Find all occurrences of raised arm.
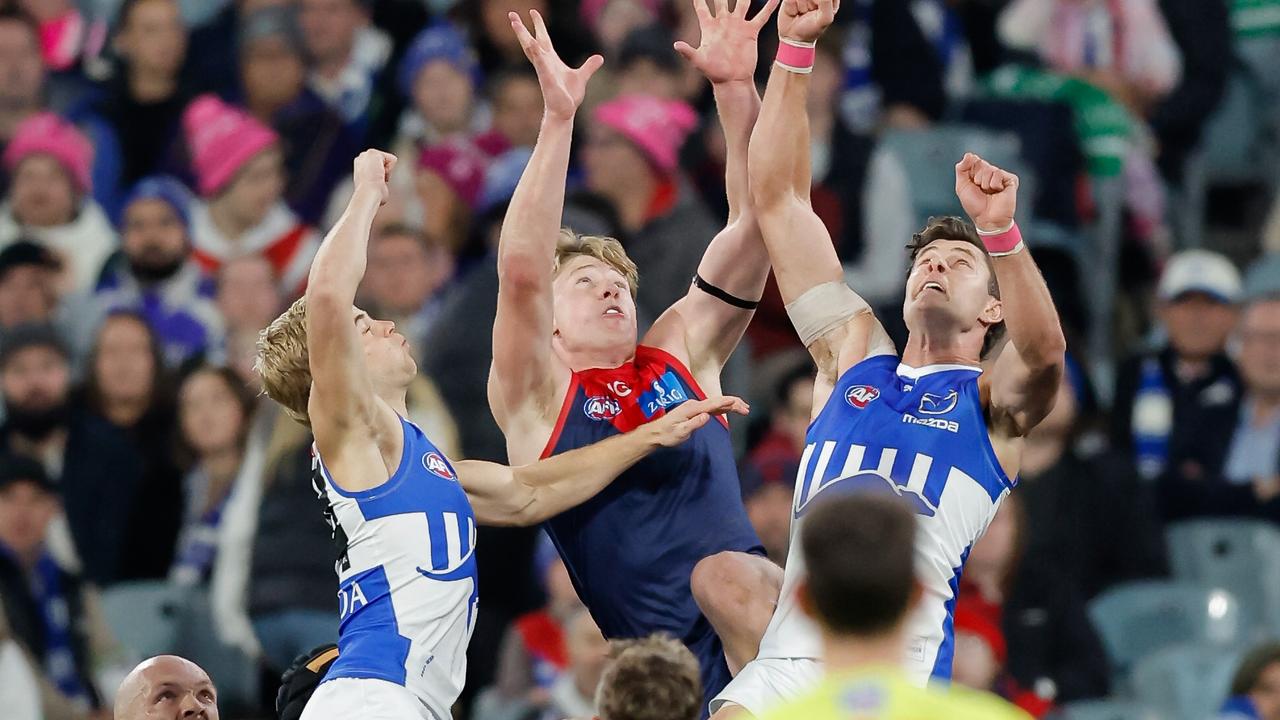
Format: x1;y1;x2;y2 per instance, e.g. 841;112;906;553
458;396;748;526
491;11;602;424
306;150;400;468
648;0;780;378
954;153;1066;436
749;0;892;408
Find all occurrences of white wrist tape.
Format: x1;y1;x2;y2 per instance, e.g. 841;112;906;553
785;281;869;347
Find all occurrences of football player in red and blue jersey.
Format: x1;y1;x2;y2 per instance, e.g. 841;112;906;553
490;2;785;710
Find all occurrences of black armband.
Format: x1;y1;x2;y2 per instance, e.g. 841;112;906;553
692;274;761;310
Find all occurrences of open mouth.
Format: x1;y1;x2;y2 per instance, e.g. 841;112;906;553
603;306;624;317
919;281;946;297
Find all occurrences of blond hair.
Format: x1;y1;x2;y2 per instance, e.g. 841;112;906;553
596;633;701;720
255;296;312;426
553;228;639;299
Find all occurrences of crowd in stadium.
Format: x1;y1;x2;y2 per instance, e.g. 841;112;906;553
0;0;1276;718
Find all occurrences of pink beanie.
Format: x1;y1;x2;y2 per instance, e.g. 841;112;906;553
419;138;489;209
2;113;93;193
592;95;698;174
182;94;279;197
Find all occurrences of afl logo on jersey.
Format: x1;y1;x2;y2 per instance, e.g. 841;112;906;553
423;452;456;480
584;396;622;421
845;385;880;409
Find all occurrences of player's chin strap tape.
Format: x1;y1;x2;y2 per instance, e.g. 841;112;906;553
785;281;869;347
693;274;761;310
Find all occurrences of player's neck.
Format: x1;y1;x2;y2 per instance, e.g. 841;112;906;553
822;627;907;672
553;340;635;373
378;389;410;419
900;330;981;369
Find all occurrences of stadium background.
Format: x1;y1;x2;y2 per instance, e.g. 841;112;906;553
0;0;1276;717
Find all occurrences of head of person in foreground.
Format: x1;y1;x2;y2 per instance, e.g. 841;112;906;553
595;632;702;720
114;655;218;720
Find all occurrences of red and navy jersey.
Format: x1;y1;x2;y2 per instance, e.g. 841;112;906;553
541;345;763;703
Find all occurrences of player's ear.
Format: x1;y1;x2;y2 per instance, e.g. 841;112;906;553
981;296;1003;326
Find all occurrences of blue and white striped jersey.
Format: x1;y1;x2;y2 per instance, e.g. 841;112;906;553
313;416;479;719
757;353;1014;683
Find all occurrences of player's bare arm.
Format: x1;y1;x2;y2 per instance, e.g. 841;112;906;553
306;150;403;491
490;10;602;440
748;0;893;416
459;396;748;526
644;0;780;390
954;154;1067;447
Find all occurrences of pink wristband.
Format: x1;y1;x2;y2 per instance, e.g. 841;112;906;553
976;221;1024;256
775;38;816;74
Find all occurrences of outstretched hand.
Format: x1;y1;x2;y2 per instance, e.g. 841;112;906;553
510;10;603;121
652;396;750;447
955;152;1018;232
674;0;781;85
778;0;839;44
353;149;396;205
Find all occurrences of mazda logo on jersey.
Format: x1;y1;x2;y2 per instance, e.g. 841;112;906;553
919;389;958;416
423;452;456;480
584;395;622;421
845;385;880;409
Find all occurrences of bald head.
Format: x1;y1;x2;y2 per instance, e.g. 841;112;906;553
115;655;218;720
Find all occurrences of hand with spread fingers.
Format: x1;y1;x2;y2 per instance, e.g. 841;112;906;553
674;0;782;85
651;396;750;447
954;152;1019;232
508;9;604;121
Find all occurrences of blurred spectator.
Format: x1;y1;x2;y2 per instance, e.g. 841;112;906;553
417;137;489;255
247;439;337;672
0;8;47;175
0;630;42;720
0;113;115;295
395;23;487;152
614;24;690;101
580;0;660;57
237;5;359;226
959;494;1111;706
462;0;554;74
595;633;702;720
90;0;190;194
583;94;715;325
539;607;609;720
1113;250;1243;481
189;0;294;97
182;94;321;297
215;254;284;385
999;0;1181;114
1019;369;1167;601
89;176;223;366
78;312;182;582
488;66;543;149
738;464;793;568
0;241;60;335
1148;0;1232;183
477;534;583;720
17;0;105;75
748;363;814;488
169;365;254;587
298;0;393;133
1220;642;1280;720
0;453;117;718
358;223;454;356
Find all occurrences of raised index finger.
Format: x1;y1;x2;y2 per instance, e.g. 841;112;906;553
508;12;536;49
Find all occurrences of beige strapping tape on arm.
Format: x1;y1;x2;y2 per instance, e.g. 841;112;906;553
784;281;870;347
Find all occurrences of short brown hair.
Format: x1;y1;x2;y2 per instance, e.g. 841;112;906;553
906;216;1005;359
255;296;311;426
597;634;701;720
801;491;917;636
554;229;639;299
1231;642;1280;696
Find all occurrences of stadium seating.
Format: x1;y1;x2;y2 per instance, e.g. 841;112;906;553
1087;581;1244;684
1049;699;1166;720
1130;642;1243;720
1167;518;1280;634
100;581;190;659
